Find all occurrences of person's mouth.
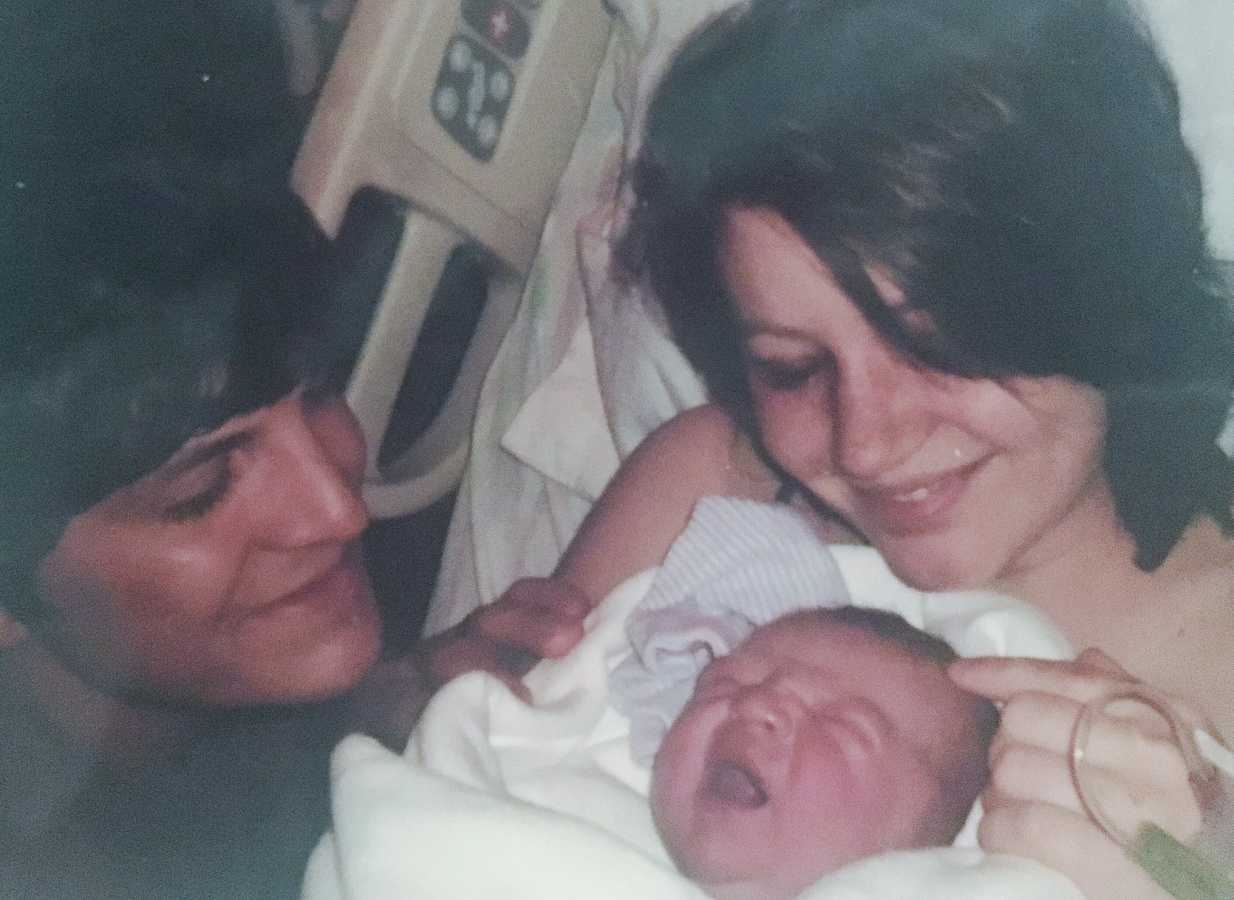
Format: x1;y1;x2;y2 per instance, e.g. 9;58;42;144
251;544;372;619
851;459;986;535
705;760;768;808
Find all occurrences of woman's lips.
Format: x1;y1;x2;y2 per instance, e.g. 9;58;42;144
706;760;768;808
250;545;373;621
852;459;986;535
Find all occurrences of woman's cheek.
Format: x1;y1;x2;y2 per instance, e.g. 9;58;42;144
754;389;833;481
89;510;250;634
137;532;241;619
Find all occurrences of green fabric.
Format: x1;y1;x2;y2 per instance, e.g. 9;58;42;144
1130;823;1234;900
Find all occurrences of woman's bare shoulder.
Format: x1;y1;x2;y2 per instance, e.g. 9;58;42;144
642;403;737;452
637;404;781;501
554;404;777;598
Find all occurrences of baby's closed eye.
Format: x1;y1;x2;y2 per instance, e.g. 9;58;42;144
810;698;886;757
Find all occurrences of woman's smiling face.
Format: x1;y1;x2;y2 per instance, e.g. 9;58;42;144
720;206;1114;591
32;389;381;706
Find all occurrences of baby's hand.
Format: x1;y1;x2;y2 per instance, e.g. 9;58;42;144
950;649;1204;900
416;577;589;701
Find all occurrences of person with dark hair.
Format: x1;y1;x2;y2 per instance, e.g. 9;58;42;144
0;163;383;896
629;0;1234;575
423;1;1234;897
0;0;413;892
650;607;998;900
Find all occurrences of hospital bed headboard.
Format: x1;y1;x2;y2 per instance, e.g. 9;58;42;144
292;0;611;517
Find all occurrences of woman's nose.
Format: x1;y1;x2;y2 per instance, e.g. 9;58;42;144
259;396;370;547
832;352;933;480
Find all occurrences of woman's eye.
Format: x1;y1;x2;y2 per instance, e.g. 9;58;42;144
150;429;255;522
747;356;828;392
162;462;233;522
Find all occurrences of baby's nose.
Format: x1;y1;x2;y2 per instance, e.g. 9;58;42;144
733;682;797;740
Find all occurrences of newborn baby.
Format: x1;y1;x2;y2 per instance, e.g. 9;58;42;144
650;606;998;900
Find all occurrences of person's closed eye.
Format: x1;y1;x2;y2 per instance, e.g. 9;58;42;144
748;355;833;392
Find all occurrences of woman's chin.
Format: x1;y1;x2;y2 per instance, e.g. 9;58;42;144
205;607;383;706
284;613;384;701
874;533;1003;593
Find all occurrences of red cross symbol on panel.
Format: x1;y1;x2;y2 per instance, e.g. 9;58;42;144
488;6;512;43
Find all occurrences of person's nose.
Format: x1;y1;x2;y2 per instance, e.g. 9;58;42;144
831;348;934;481
258;397;370;547
732;678;800;742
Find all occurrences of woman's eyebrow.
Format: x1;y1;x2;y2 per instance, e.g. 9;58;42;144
160;430;255;479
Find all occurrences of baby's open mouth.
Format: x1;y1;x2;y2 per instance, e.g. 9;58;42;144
706;760;768;808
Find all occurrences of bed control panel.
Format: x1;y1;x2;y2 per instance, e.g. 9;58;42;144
431;34;513;160
432;0;540;160
292;0;611;516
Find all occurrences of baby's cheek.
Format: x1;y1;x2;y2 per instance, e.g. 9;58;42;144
649;734;685;813
649;727;700;837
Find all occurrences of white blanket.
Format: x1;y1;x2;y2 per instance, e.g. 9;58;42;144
303;549;1085;900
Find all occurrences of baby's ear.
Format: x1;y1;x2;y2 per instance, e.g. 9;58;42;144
0;608;30;649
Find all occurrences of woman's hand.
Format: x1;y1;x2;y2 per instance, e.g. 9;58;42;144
949;648;1205;900
414;577;590;700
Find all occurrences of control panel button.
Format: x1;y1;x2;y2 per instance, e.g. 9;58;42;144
448;38;473;72
431;35;514;161
434;84;461;120
475;114;500;151
462;0;530;59
488;68;511;103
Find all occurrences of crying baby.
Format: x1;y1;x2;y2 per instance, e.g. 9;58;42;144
648;606;998;900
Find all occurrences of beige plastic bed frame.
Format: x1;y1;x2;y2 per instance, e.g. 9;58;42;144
292;0;611;517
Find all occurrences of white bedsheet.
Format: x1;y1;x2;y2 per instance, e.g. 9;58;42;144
304;548;1085;900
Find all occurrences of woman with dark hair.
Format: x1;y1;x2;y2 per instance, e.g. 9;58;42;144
424;1;1234;896
0;164;383;896
631;0;1234;575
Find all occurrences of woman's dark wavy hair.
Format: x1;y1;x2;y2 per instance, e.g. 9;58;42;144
622;0;1234;570
0;159;345;622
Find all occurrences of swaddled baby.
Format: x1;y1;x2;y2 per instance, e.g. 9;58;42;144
305;497;1081;900
649;605;998;900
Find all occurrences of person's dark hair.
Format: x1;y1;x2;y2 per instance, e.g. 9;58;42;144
801;605;961;668
0;159;345;624
623;0;1234;569
781;605;998;843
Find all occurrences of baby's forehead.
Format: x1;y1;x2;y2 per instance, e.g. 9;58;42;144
734;615;956;702
722;615;976;768
740;613;909;662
